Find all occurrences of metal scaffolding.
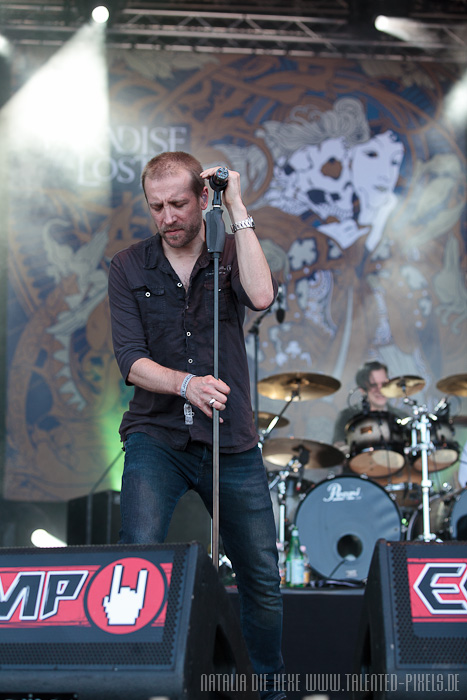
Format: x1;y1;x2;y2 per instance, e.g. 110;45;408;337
0;1;466;61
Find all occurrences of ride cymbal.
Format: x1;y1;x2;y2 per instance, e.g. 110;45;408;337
257;412;290;430
436;374;467;397
262;437;344;471
380;375;425;398
257;372;341;401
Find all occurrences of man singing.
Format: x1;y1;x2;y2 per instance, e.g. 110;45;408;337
108;151;286;699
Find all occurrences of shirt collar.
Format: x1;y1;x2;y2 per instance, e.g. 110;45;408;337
143;233;211;270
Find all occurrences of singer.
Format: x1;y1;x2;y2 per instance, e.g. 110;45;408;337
108;151;286;700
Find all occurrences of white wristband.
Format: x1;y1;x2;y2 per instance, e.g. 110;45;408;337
180;373;195;400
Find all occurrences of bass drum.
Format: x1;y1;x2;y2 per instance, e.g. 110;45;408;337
295;475;401;581
345;411;407;477
407;488;467;541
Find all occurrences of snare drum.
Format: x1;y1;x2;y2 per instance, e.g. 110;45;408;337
345;411;407;477
407;488;467;541
295;475;401;581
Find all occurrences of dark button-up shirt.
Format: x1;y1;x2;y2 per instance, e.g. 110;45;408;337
108;233;276;453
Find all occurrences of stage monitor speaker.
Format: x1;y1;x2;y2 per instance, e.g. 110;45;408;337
67;490;121;545
0;542;257;700
353;539;467;700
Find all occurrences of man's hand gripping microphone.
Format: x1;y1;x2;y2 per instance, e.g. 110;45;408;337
209;166;229;193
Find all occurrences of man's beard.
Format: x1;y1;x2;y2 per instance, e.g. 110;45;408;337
160;214;203;249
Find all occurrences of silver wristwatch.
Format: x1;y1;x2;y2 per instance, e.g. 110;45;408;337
230;215;255;234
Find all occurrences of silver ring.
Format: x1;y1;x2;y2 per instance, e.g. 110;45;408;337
209;398;216;406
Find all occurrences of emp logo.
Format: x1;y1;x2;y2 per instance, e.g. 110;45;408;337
408;560;467;622
0;558;170;634
0;570;89;621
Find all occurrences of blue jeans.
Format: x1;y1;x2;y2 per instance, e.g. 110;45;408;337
120;432;286;700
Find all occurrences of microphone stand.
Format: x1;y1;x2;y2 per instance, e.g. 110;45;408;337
205;172;228;571
248;306;272;432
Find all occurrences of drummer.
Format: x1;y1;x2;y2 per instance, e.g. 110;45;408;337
332;360;408;453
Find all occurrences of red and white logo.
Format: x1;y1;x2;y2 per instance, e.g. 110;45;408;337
86;557;169;634
0;556;172;635
408;558;467;623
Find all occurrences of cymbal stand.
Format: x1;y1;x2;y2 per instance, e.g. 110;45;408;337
261;395;295;442
408;404;437;542
260;386;303;447
248;307;272;433
271;469;289;547
268;459;302;547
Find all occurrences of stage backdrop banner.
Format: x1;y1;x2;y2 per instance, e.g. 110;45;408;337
3;46;466;501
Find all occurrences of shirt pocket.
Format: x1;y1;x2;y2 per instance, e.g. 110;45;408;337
203;276;233;321
132;285;166;327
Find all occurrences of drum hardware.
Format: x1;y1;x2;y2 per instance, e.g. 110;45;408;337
262;437;344;472
411;414;459;472
268;455;310;549
380;374;426;399
436;373;467;397
405;403;439;542
407;487;467;541
257;412;289;432
295;474;402;582
258;371;341;402
345;411;407;477
257;371;341;444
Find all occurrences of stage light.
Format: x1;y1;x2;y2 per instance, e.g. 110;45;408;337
0;34;11;59
31;528;67;548
374;15;433;44
374;15;391;33
443;69;467;131
91;5;110;24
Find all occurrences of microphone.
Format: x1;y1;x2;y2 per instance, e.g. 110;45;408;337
276;284;286;324
209;166;229;192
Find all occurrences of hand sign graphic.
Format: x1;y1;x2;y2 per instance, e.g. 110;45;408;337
103;563;148;625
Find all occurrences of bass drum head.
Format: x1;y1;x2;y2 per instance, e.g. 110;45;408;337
295;475;401;581
407;488;467;541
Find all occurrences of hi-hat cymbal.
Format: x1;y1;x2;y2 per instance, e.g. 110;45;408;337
257;372;341;401
257;412;290;430
380;375;425;398
262;437;344;471
436;374;467;397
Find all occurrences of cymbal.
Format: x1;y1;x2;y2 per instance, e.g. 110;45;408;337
257;372;341;401
436;374;467;397
380;375;425;398
262;437;344;471
257;412;290;430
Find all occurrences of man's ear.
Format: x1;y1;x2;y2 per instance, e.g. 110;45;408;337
201;187;209;209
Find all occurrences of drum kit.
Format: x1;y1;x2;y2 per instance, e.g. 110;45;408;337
258;371;467;582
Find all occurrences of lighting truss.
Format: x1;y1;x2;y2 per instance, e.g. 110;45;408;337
0;1;466;62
